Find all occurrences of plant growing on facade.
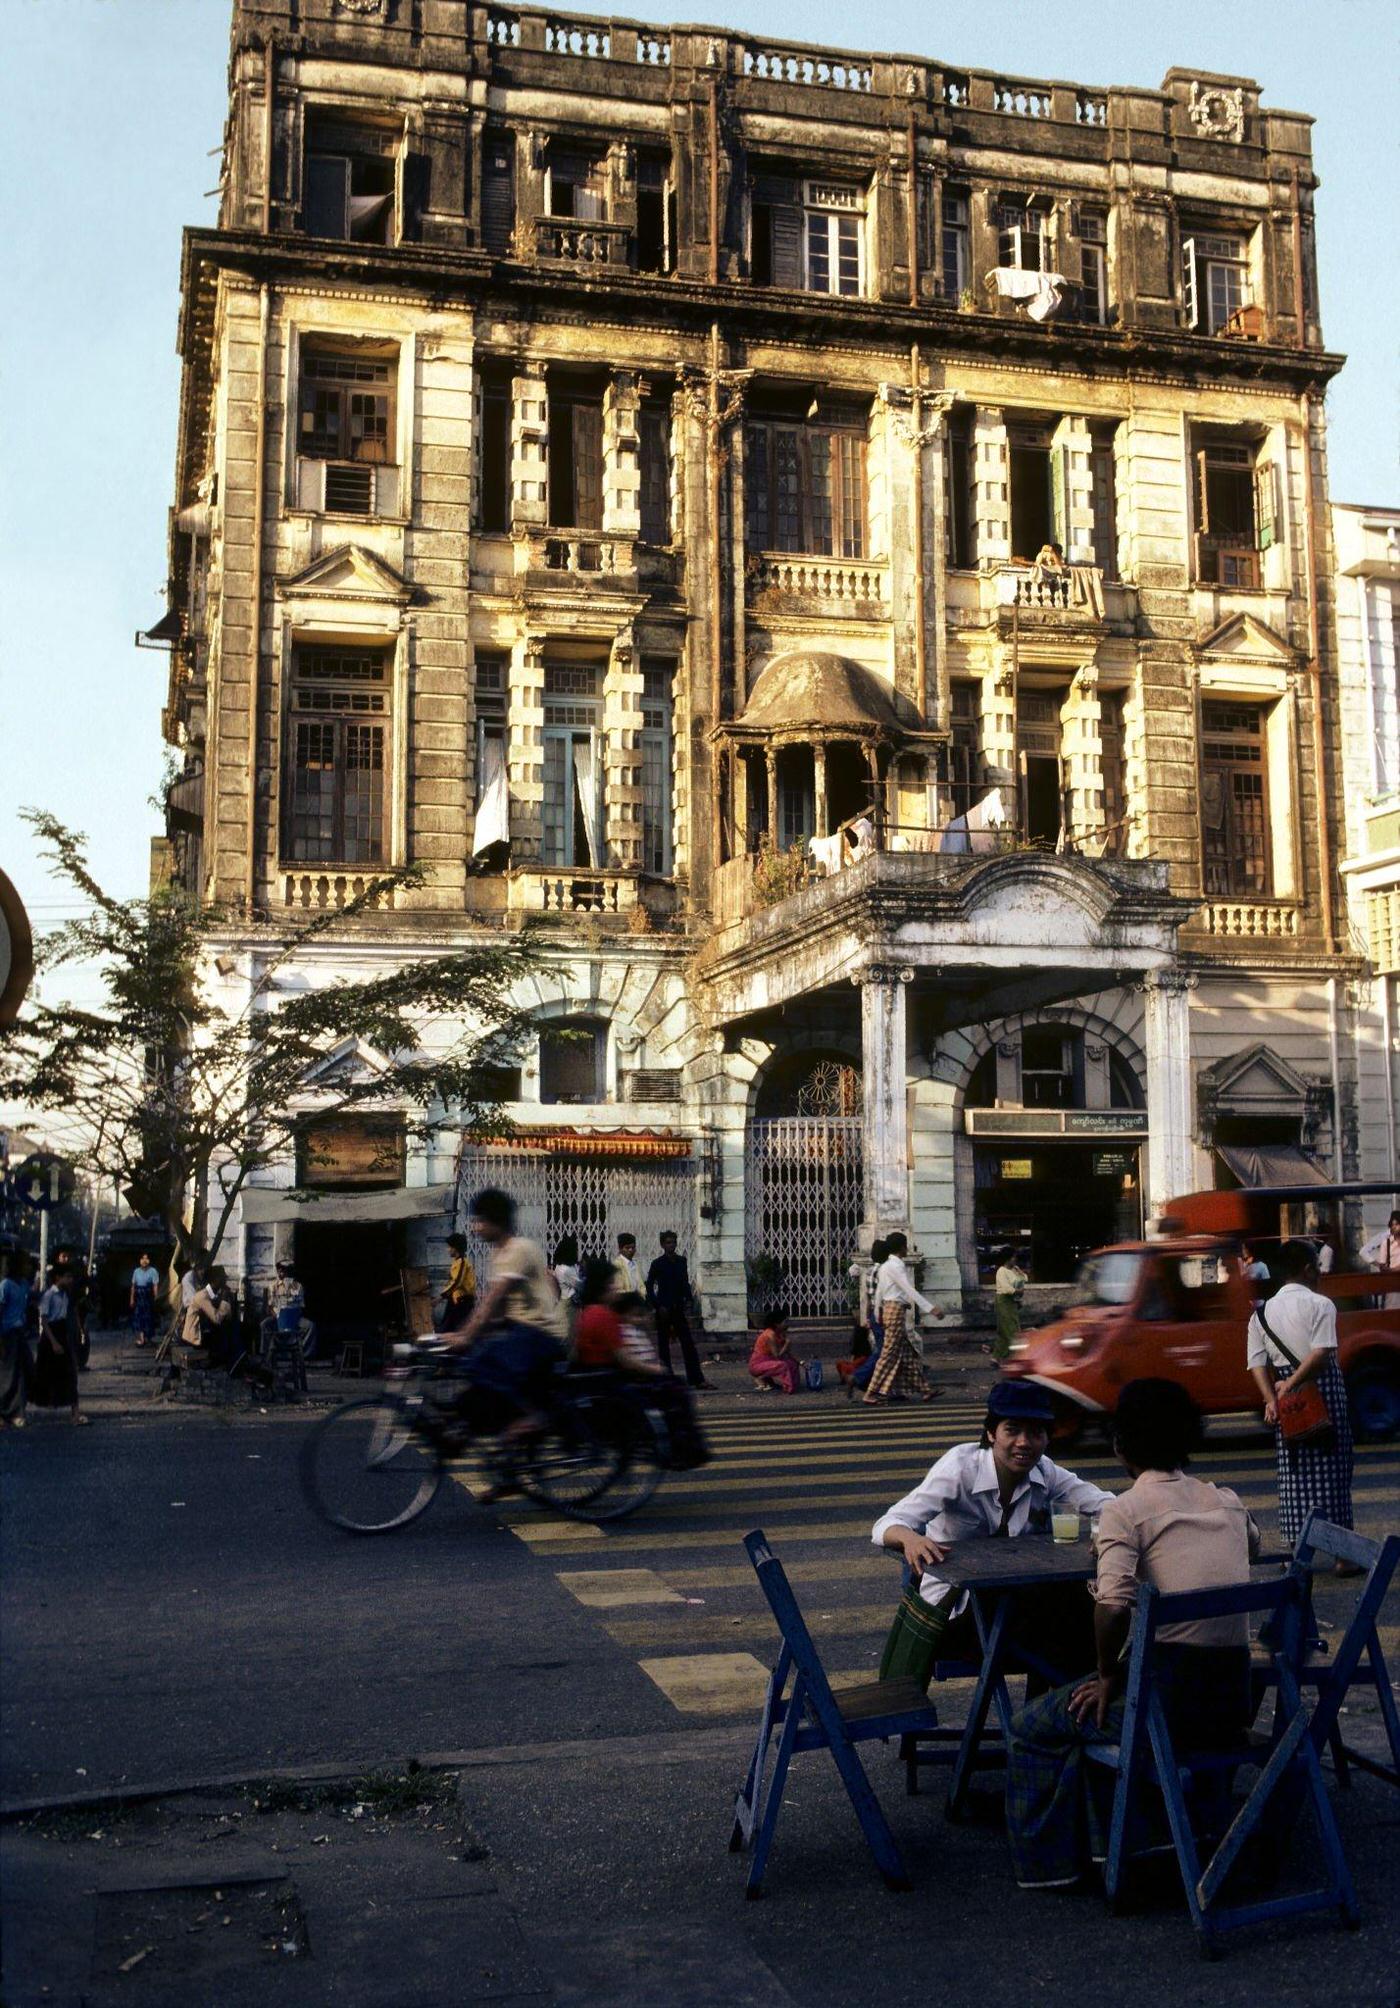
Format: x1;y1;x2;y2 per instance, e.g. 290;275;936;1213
0;812;540;1291
744;1251;785;1320
751;832;809;909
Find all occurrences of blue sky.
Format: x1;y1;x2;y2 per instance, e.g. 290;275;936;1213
2;0;1395;953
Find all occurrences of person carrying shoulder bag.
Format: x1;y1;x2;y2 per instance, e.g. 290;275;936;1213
1246;1239;1356;1569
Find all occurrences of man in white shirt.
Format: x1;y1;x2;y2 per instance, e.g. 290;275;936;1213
613;1233;643;1299
864;1232;943;1403
1246;1238;1356;1552
873;1379;1113;1683
1359;1209;1400;1310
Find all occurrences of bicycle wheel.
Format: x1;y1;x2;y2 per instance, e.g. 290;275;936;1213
299;1397;443;1533
517;1401;626;1519
580;1398;666;1522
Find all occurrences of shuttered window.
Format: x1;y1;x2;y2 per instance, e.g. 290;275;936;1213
548;396;604;529
639;405;672;544
745;419;866;558
303;115;399;243
284;648;390;864
481;131;515;253
1200;700;1271;897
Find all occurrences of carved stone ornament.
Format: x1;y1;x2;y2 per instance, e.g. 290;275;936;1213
1187;83;1245;143
334;0;387;13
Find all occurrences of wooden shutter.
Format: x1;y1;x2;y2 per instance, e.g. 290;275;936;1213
481;135;514;253
305;155;349;237
1051;446;1069;549
572;402;603;530
1255;461;1280;551
1181;237;1199;328
771;201;802;287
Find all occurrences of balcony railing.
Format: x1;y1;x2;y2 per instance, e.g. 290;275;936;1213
747;553;888;606
1197;900;1299;940
508;867;639;915
533;217;631;266
995;563;1106;619
279;871;396;913
524;529;630;576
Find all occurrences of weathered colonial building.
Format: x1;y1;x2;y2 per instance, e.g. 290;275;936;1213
157;0;1367;1333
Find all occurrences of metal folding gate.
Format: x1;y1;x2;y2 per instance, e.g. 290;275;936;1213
744;1117;864;1319
455;1145;697;1281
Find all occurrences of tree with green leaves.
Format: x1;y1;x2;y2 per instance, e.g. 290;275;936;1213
1;812;539;1292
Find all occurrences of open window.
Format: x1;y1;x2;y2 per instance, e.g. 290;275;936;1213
745;402;867;558
295;343;399;518
1017;688;1067;847
639;397;673;545
1193;434;1280;589
541;660;604;867
1074;207;1109;324
640;657;675;875
303;114;399;244
941;187;970;302
283;645;391;865
546;145;607;220
480;130;515;254
1181;227;1254;335
636;152;675;274
750;172;866;296
1006;422;1066;562
943;405;975;568
947;681;984;819
997;198;1050;273
539;1019;606;1105
471;650;509;867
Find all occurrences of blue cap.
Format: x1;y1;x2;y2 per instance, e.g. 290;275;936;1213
986;1379;1056;1425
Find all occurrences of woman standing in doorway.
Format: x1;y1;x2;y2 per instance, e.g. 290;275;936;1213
1247;1239;1355;1566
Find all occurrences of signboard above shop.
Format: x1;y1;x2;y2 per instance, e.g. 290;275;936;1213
965;1109;1149;1138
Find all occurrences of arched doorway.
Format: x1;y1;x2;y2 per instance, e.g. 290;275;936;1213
745;1053;863;1319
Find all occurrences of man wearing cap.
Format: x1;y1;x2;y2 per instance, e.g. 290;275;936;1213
873;1380;1115;1689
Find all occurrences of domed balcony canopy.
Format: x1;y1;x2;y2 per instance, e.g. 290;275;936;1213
723;652;930;747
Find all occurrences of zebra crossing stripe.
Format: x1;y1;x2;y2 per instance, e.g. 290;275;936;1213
638;1652;876;1716
557;1568;685;1607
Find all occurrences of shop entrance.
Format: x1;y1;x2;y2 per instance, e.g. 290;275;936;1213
294;1220;405;1350
972;1141;1142;1284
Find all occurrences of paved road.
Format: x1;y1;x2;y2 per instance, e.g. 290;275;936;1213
3;1364;1398;2006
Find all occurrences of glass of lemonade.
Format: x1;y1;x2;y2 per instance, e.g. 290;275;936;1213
1051;1509;1080;1544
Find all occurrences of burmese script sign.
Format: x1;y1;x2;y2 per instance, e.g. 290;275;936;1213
965;1110;1149;1138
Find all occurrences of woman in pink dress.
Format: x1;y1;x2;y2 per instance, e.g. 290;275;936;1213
749;1307;800;1394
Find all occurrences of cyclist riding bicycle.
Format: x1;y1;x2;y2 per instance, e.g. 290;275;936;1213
571;1258;664;1379
442;1188;567;1496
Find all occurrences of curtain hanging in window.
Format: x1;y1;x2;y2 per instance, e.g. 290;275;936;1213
572;737;601;866
472;735;509;855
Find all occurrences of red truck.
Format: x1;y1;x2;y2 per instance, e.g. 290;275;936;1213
1001;1184;1400;1446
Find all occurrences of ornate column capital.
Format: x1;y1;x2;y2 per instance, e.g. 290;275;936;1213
852;964;916;988
1139;968;1197;998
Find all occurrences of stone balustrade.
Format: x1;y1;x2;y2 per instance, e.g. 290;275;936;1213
994;79;1052;117
740;42;872;91
533;218;630;266
995;563;1106;619
1198;901;1300;940
748;554;888;606
279;872;395;912
527;530;627;576
509;868;637;914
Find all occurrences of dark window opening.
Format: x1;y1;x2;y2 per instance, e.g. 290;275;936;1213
548;148;606;221
548;394;604;530
1194;439;1273;588
540;1020;605;1104
948;682;983;819
1090;424;1120;579
1018;689;1065;846
1021;1026;1073;1108
639;403;672;544
750;173;802;287
636;154;673;274
1009;440;1054;561
478;368;512;532
641;656;675;875
481;131;515;254
944;408;974;567
298;349;394;464
1100;688;1128;852
941;187;970;302
304;117;398;243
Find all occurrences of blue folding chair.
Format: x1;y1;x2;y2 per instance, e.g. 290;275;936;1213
730;1530;940;1898
1085;1573;1358;1955
1282;1513;1400;1791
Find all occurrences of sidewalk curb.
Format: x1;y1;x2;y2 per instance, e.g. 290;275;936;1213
0;1724;750;1824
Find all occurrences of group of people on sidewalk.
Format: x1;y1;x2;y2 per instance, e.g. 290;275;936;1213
0;1249;89;1426
748;1233;945;1402
867;1231;1363;1891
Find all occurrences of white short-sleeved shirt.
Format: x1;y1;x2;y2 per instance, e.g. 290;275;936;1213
1245;1279;1338;1373
874;1254;935;1318
872;1443;1116;1613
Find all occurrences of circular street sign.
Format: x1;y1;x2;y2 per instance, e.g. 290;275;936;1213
10;1154;74;1213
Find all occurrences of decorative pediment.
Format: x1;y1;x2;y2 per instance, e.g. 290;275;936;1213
1198;1041;1311;1110
1196;612;1298;666
300;1035;394;1091
276;545;413;606
956;854;1113;945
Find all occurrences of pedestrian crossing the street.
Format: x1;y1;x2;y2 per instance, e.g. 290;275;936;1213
454;1400;1399;1721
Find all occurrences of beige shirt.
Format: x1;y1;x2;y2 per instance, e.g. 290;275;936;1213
182;1286;232;1348
1093;1470;1260;1649
995;1263;1026;1299
488;1236;567;1340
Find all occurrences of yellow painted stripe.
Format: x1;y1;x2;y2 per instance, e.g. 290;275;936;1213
606;1604;891;1650
637;1652;876;1716
666;1556;900;1591
556;1567;684;1608
509;1517;607;1543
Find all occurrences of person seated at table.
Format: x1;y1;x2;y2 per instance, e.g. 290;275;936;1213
1003;1377;1260;1891
872;1380;1114;1691
749;1308;801;1394
571;1260;661;1378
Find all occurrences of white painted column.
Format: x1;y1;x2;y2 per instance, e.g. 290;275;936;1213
856;965;913;1236
1141;970;1197;1216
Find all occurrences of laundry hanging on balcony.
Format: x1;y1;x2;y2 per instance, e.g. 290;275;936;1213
572;737;602;866
472;736;509;855
989;266;1071;322
940;786;1009;855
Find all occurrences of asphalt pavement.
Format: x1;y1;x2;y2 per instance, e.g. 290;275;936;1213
2;1330;1397;2007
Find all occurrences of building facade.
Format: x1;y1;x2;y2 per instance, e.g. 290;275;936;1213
1336;503;1400;1213
157;0;1368;1333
